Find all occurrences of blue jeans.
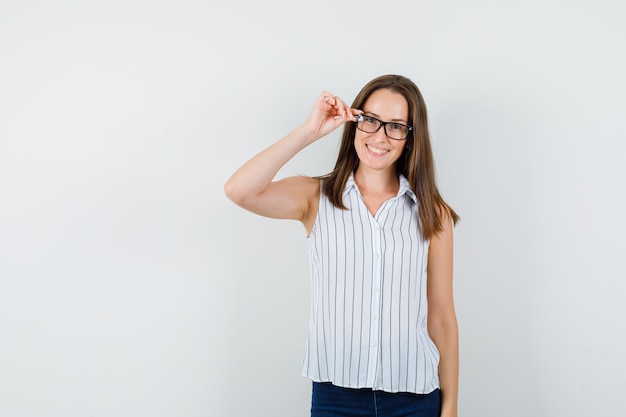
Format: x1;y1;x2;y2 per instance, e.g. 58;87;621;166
311;382;441;417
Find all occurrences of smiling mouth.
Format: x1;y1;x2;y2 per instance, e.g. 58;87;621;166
367;144;389;155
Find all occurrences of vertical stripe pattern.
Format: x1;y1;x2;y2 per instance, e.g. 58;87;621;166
302;174;440;394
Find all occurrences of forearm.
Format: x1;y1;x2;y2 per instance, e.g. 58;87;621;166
224;125;316;203
431;321;459;417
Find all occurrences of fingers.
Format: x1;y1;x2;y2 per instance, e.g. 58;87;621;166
320;91;356;121
350;108;363;117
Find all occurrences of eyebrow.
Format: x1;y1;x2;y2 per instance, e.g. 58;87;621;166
363;111;408;124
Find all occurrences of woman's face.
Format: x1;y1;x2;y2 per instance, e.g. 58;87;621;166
354;88;410;174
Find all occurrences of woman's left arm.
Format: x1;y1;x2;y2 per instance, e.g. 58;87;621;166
427;210;459;417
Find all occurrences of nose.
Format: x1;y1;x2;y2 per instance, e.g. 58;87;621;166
371;125;390;141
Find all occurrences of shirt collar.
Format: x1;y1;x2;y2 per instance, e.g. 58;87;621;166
398;174;418;203
344;172;417;203
344;173;358;196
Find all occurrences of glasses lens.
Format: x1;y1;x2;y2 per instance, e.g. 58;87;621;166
385;123;409;140
357;116;381;133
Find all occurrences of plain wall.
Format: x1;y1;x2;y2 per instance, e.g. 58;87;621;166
1;1;625;416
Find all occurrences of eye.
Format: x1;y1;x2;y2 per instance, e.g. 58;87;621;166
363;116;378;124
389;123;404;131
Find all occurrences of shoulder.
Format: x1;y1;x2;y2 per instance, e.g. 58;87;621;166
279;175;320;194
436;204;454;228
275;175;320;219
271;175;319;194
428;204;454;268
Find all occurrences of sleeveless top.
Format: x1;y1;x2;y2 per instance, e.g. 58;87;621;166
301;173;440;394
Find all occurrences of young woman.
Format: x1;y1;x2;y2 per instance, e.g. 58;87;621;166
225;74;459;417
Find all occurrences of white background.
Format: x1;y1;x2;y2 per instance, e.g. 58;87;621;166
1;1;625;416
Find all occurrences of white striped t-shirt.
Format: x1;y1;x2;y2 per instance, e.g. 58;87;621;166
302;173;440;394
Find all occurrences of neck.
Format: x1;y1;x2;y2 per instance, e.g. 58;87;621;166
353;167;399;195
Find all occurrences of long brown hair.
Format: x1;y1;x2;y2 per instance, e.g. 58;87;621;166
320;74;459;239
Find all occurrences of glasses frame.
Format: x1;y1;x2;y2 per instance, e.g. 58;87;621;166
355;114;413;141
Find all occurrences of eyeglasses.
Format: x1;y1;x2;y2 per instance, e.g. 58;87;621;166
355;114;413;140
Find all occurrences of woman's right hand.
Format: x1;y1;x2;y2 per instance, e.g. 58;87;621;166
303;91;359;140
